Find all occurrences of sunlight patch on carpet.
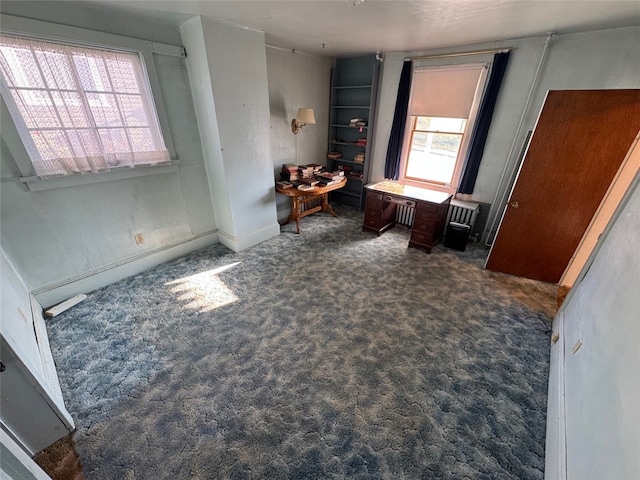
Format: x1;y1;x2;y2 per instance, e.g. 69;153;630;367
166;262;240;312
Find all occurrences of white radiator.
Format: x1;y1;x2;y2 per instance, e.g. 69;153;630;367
446;199;480;230
395;204;415;226
395;199;480;230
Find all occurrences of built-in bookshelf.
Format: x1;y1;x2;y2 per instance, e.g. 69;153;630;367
328;55;380;210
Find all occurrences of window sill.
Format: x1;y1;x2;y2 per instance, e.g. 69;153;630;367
399;177;456;196
20;162;180;192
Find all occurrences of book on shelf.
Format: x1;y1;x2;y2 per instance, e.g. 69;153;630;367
327;151;343;160
353;152;365;163
357;138;367;146
317;171;344;181
317;171;345;186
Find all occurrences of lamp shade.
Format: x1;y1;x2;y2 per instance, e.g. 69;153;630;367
295;108;316;125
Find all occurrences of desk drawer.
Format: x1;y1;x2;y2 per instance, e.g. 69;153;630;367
364;204;397;225
410;230;433;246
365;207;382;222
363;194;397;235
414;211;437;226
415;202;438;222
415;202;436;216
364;216;382;229
416;201;438;214
366;192;384;209
412;220;436;232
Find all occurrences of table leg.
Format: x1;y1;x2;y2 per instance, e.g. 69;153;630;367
321;193;338;217
292;196;301;234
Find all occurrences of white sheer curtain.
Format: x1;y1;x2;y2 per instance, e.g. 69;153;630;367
0;35;170;178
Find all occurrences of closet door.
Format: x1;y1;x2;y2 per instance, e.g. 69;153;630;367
1;250;74;454
486;89;640;283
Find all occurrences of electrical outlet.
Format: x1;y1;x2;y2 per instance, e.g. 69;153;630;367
134;233;144;245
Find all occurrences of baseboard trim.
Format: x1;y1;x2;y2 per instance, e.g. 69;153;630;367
33;231;219;308
217;222;280;252
545;309;567;480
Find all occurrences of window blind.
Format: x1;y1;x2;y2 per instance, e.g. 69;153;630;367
408;65;485;118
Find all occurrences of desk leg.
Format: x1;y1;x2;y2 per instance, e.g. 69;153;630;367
321;193;338;217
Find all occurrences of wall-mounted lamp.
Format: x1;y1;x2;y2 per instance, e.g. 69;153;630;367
291;108;316;134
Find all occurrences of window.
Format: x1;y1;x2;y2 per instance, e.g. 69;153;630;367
0;35;170;179
405;116;467;185
400;64;487;193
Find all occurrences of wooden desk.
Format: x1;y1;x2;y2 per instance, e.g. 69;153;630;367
363;181;452;253
276;177;347;233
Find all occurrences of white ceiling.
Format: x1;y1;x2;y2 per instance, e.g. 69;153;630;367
74;0;640;56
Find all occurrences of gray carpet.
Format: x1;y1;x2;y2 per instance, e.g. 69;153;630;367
46;204;556;479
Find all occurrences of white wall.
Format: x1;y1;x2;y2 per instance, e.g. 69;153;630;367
0;0;183;45
545;169;640;479
181;16;280;252
370;26;640;241
266;47;333;220
0;3;216;306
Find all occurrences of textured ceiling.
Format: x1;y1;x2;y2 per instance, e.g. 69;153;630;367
38;1;640;56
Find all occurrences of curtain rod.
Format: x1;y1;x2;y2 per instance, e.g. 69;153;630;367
404;47;513;61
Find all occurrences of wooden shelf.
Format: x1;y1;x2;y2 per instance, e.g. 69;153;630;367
327;55;380;210
333;84;372;90
331;105;370;109
330;124;368;129
333;189;360;198
332;159;365;167
329;141;367;147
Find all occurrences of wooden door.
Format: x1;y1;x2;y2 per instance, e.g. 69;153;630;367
486;89;640;283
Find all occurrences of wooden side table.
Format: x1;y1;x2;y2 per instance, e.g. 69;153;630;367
275;177;347;233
